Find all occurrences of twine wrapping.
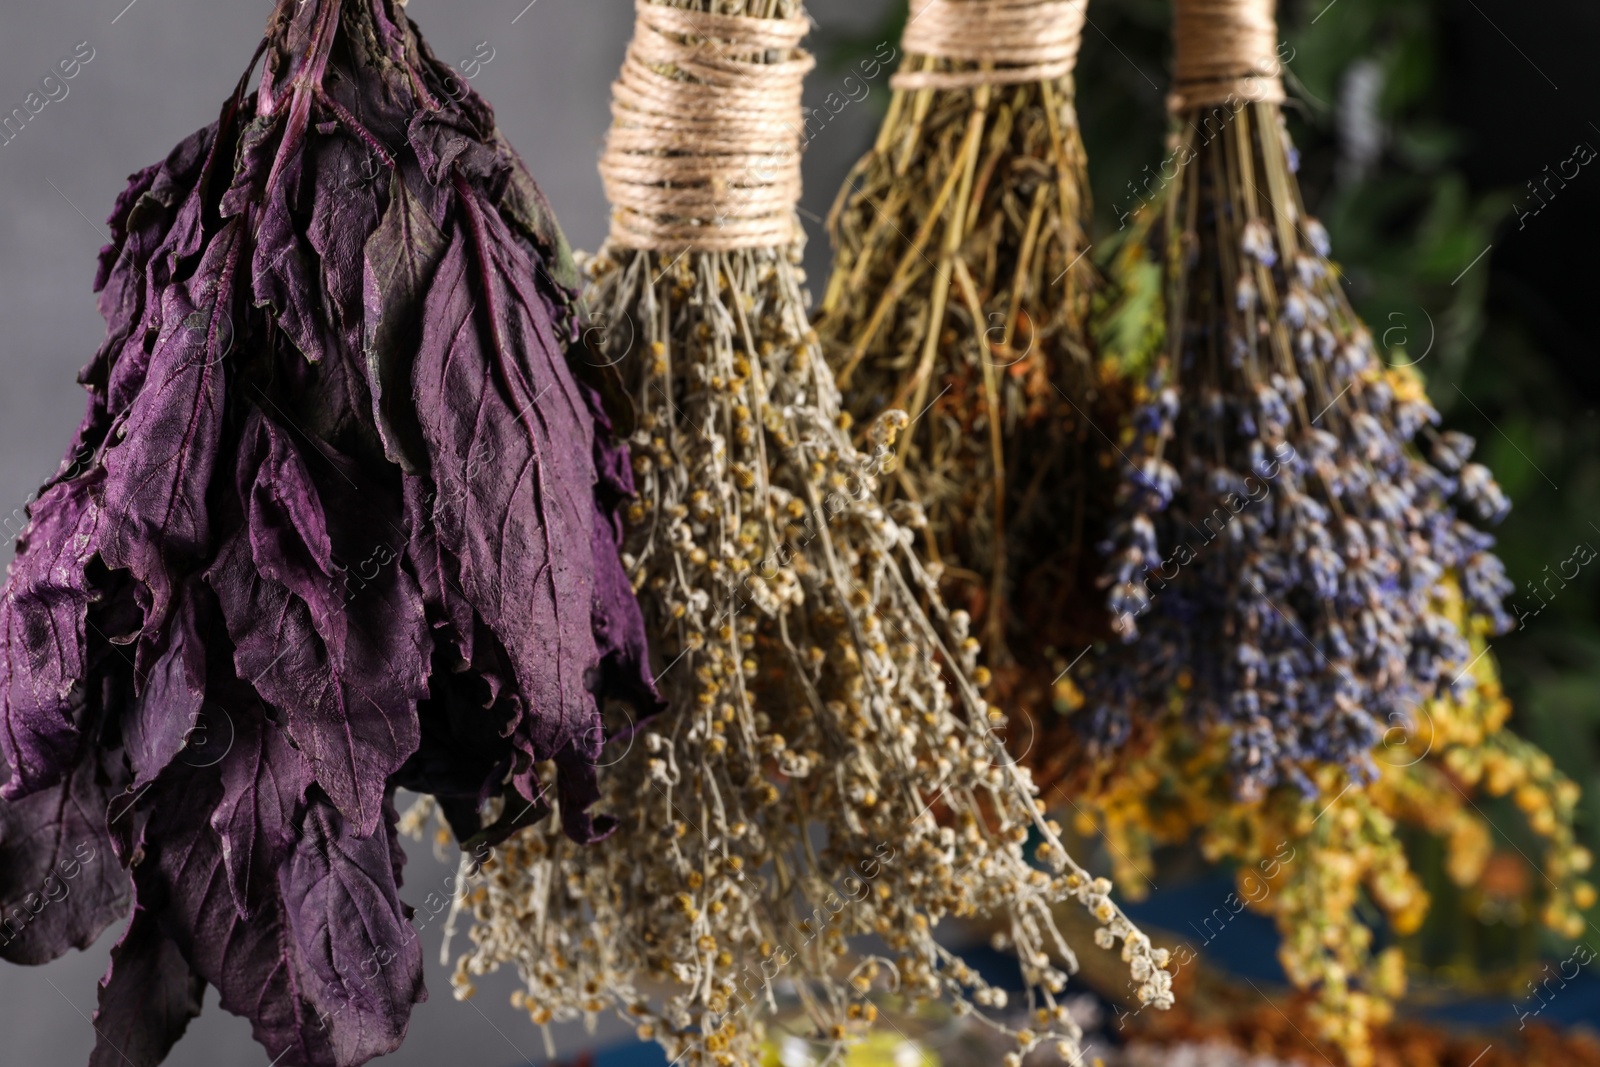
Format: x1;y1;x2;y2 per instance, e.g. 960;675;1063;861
1168;0;1285;111
600;0;815;253
891;0;1086;90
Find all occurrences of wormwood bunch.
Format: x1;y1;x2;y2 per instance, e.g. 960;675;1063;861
458;3;1171;1059
459;239;1172;1066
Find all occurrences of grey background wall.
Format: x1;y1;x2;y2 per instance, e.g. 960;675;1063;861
0;0;888;1063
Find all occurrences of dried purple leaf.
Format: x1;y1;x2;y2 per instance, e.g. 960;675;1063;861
0;1;659;1064
89;907;204;1067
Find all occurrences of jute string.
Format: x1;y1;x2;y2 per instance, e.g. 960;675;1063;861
891;0;1086;91
600;0;815;252
1168;0;1285;111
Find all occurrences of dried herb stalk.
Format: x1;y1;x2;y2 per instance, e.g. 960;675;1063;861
817;0;1118;698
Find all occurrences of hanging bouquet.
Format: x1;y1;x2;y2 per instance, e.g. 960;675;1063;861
817;0;1120;696
457;3;1170;1065
0;1;655;1064
1086;0;1513;796
1042;1;1586;1059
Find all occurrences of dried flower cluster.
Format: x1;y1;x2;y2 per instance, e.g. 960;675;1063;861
454;3;1170;1059
816;40;1120;690
1090;101;1514;799
0;1;654;1063
1025;125;1579;1055
458;237;1174;1067
1069;574;1586;1064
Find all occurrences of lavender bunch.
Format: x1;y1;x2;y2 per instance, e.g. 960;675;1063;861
1086;5;1513;801
0;1;656;1063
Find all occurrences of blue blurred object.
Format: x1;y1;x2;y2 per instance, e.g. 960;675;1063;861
1119;871;1600;1029
590;1044;668;1067
1118;872;1289;986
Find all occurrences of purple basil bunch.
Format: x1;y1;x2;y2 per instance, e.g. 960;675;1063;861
0;1;657;1064
1085;107;1513;802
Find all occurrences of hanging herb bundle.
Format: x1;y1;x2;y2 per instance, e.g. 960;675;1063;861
0;1;656;1064
815;0;1119;692
973;175;1590;1064
458;3;1170;1064
1084;0;1515;800
1011;5;1586;1060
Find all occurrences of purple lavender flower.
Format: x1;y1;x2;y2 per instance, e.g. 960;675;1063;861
1084;106;1511;800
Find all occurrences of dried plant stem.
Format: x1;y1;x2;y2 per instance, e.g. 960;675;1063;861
818;60;1115;698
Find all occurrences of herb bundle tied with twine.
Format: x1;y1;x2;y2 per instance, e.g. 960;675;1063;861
1090;0;1514;804
1053;1;1587;1062
455;3;1172;1065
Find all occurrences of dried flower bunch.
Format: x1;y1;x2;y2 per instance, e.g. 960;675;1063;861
1031;116;1585;1067
457;2;1170;1064
0;0;654;1063
816;0;1120;691
1087;0;1513;800
999;3;1583;1058
1077;614;1585;1063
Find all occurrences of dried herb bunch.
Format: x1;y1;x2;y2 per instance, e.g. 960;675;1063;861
1003;3;1578;1057
1027;22;1585;1053
0;0;655;1063
1079;608;1586;1063
1009;150;1587;1061
1088;0;1513;801
816;0;1119;687
457;2;1171;1064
